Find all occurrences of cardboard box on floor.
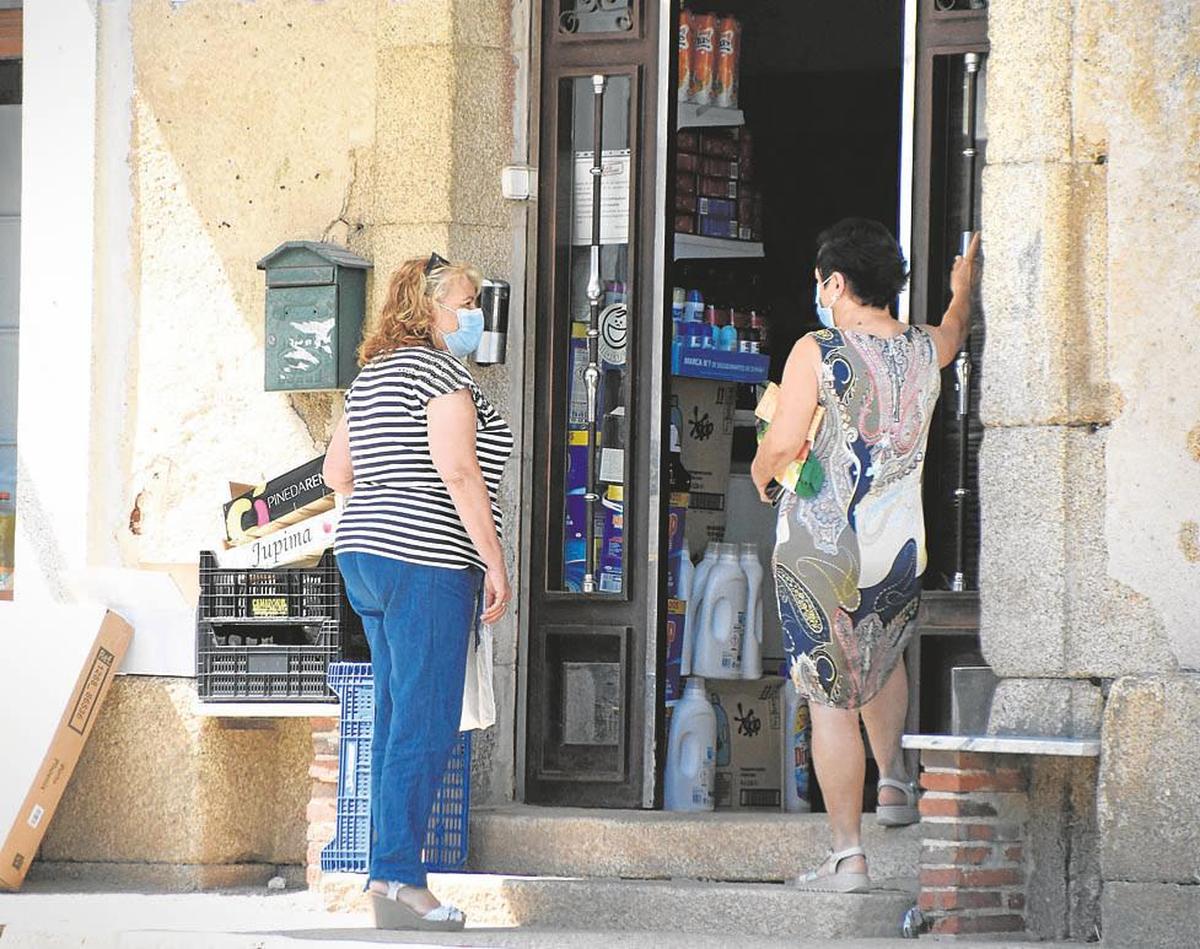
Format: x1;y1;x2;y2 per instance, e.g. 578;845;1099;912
0;609;133;890
707;675;784;811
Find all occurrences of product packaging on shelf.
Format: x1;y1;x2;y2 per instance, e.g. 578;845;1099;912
714;16;742;108
676;170;698;195
697;175;738;200
677;11;692;101
699;129;741;159
672;378;736;554
697;196;736;219
677;151;699;174
677;129;700;152
688;13;717;105
707;676;785;810
699;156;740;180
664;597;687;706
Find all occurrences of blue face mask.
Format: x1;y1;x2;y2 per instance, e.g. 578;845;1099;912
441;306;485;358
814;274;836;328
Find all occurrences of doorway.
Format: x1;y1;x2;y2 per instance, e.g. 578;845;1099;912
523;0;986;808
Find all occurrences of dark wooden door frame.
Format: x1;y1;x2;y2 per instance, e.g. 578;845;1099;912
522;0;672;808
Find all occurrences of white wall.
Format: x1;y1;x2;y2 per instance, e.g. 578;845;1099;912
13;0;97;601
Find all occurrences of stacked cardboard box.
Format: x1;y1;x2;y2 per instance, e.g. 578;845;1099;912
674;127;762;241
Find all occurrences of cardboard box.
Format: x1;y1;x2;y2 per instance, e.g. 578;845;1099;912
215;499;341;570
0;611;133;890
223;455;333;544
671;377;736;554
707;676;784;810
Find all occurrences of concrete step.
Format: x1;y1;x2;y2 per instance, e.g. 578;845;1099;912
321;871;919;940
467;805;921;883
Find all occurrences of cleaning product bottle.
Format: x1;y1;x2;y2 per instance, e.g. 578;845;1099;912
710;685;731;770
718;310;739;352
739;542;763;680
781;665;812;813
666;422;692;597
682;543;719;677
664;677;717;812
684;288;705;323
692;542;746;679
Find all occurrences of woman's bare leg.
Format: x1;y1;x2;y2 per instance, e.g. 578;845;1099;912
809;702;868;874
861;659;912;805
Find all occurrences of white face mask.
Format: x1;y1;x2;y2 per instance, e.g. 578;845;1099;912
814;274;837;328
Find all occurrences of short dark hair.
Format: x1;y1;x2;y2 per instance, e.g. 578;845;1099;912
815;218;909;310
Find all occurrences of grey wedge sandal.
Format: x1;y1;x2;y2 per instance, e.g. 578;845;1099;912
371;882;467;932
793;846;871;893
876;777;920;827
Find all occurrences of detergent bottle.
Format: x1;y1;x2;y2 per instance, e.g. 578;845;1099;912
681;543;719;677
664;677;717;811
692;543;746;679
739;543;764;680
781;665;812;812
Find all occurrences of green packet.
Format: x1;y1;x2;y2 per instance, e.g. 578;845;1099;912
754;383;826;499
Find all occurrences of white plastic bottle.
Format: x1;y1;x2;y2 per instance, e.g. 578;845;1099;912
682;543;719;677
739;543;764;680
782;674;812;812
692;543;747;679
677;545;695;605
664;677;718;812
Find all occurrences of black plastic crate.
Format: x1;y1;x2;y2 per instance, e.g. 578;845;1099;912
196;549;366;701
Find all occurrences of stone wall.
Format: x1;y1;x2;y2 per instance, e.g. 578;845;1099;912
38;677;313;889
981;4;1200;944
979;2;1199;678
40;0;524;880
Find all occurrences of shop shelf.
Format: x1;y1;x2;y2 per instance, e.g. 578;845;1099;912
677;102;746;129
673;233;765;260
195;549;366;702
320;662;472;875
673;348;770;384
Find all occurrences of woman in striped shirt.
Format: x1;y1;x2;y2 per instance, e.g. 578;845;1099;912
322;253;513;932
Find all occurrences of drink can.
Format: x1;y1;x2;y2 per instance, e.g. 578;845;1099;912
689;14;716;106
715;17;741;108
678;11;693;102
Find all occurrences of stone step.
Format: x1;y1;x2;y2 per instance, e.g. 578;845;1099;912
467;805;921;883
321;871;919;940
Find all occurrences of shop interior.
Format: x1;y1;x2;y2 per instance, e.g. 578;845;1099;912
660;1;913;814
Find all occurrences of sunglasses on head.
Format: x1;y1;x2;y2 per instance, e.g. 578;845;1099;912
425;251;451;276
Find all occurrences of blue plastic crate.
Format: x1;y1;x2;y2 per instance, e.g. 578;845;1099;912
320;662;471;875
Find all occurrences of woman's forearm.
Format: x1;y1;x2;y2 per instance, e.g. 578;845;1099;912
443;467;505;571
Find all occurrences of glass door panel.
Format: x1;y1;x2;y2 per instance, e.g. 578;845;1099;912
555;73;633;596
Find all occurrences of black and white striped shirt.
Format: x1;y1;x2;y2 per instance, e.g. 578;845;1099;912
334;347;513;571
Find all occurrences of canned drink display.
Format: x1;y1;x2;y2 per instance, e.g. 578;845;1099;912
689;13;716;105
678;11;693;101
715;16;742;108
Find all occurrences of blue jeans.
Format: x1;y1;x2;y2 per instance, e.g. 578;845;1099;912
336;552;481;887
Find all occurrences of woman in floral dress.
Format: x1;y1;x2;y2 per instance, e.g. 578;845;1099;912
753;219;979;892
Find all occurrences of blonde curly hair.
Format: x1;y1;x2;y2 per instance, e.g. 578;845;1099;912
358;256;482;365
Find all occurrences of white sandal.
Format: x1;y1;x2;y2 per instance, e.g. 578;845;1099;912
370;881;467;932
793;845;871;893
876;777;920;827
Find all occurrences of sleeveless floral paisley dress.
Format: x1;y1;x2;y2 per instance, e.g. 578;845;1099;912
773;325;941;710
